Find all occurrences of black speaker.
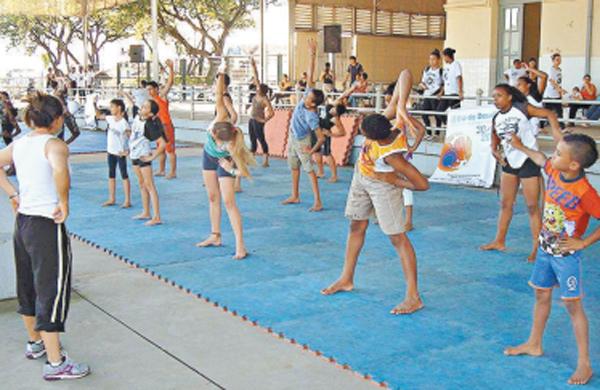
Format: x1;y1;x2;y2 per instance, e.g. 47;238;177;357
323;25;342;53
129;45;145;63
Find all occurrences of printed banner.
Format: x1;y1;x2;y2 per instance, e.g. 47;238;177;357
430;106;498;188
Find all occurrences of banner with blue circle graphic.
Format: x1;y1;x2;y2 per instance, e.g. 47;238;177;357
430;106;498;188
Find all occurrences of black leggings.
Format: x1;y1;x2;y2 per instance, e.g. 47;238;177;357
544;102;565;129
249;119;269;154
420;97;442;134
435;94;461;125
108;153;129;179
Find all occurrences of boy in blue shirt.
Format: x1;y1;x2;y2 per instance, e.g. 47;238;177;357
282;39;326;212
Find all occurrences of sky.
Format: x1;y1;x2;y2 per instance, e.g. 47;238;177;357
0;2;289;78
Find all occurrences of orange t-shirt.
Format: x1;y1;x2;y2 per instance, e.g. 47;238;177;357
540;160;600;256
153;95;172;126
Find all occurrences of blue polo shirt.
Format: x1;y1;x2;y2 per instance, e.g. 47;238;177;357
290;90;320;140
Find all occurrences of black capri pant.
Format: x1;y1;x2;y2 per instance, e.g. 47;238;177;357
419;97;442;134
435;94;461;125
249;119;269;154
108;153;129;179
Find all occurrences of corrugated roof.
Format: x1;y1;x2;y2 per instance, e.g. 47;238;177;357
0;0;136;16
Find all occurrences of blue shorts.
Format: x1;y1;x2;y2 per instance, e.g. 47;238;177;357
202;152;233;178
529;249;583;300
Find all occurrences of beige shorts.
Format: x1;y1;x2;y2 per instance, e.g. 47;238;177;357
345;171;406;235
287;134;314;173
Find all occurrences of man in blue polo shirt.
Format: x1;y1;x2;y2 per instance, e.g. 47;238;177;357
282;39;326;212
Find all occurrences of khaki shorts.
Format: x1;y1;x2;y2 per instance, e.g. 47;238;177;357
345;170;406;235
287;134;314;173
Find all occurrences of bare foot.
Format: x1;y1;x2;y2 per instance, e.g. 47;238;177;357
121;202;132;209
568;364;593;385
233;248;247;260
503;342;543;357
166;174;177;180
390;296;424;315
196;233;222;248
316;172;325;179
309;203;323;212
282;197;300;205
145;218;162;226
321;279;354;295
235;186;243;193
102;200;116;207
327;177;338;183
480;241;506;252
133;213;151;220
154;171;165;177
262;161;269;168
404;223;414;232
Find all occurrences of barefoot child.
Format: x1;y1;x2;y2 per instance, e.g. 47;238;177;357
248;57;275;168
196;71;255;260
95;98;131;207
127;98;167;226
321;112;429;314
505;133;600;385
480;84;563;261
282;39;326;211
312;102;347;183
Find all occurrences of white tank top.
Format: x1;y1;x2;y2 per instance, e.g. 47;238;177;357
13;133;58;219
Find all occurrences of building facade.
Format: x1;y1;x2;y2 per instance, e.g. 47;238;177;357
445;0;600;95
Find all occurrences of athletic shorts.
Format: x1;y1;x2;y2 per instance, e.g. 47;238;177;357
14;214;72;332
164;122;175;153
345;170;406;235
502;158;541;178
132;158;152;168
202;152;233;178
529;249;583;300
287;134;314;173
310;132;331;156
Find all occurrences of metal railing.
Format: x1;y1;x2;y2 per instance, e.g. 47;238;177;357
2;83;599;143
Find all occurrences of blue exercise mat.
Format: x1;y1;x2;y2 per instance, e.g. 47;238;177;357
67;156;600;389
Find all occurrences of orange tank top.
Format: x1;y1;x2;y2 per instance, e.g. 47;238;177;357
154;95;172;126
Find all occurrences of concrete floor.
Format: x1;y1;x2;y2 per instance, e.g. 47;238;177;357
0;237;375;390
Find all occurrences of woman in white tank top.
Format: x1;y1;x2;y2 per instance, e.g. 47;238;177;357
0;92;90;380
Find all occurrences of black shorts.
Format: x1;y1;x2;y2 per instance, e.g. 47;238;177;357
502;158;541;178
14;214;72;332
310;132;332;156
202;152;233;178
132;158;152;168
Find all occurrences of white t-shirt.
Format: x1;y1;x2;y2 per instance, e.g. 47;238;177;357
129;116;151;160
106;116;130;155
504;67;528;87
132;88;150;106
526;95;543;136
493;101;538;168
544;66;562;98
443;61;462;95
421;67;443;96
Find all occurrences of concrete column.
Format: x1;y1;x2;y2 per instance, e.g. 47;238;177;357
444;0;498;96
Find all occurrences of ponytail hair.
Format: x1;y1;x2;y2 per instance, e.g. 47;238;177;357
518;76;542;102
430;49;441;58
494;83;527;104
23;91;64;129
442;48;456;59
212;122;256;178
